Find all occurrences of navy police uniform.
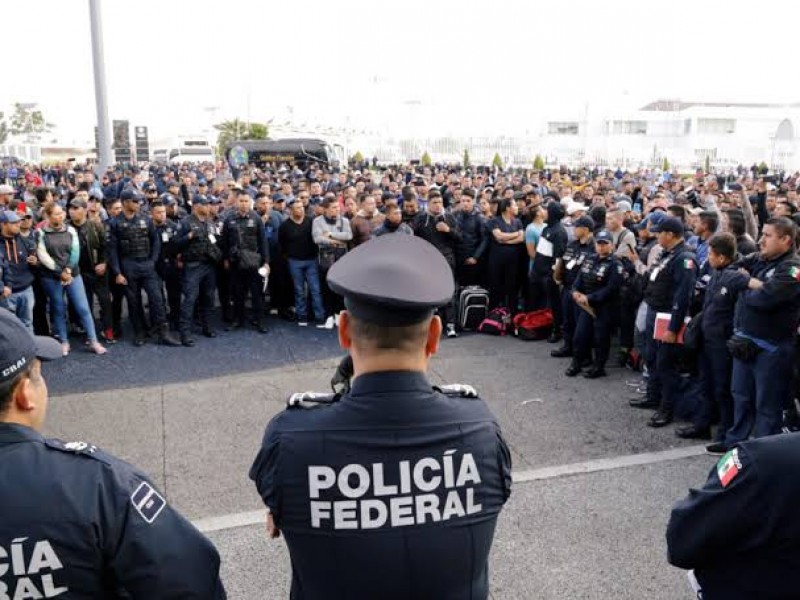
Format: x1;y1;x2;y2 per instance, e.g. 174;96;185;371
567;230;622;377
108;188;172;343
552;215;596;357
222;208;269;331
667;433;800;599
250;234;512;600
642;217;697;424
689;265;749;437
173;195;222;344
155;218;182;330
727;247;800;444
0;310;225;599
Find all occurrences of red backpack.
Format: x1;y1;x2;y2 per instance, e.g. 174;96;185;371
513;309;554;341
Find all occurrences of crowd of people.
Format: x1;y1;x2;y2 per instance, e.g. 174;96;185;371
2;158;800;453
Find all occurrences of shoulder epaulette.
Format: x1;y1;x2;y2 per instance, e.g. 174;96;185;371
434;384;479;399
287;391;341;409
44;438;113;464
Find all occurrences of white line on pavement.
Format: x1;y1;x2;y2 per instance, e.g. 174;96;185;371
193;444;708;534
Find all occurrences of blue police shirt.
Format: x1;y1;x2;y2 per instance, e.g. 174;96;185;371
250;371;512;600
0;423;226;599
734;250;800;344
668;432;800;599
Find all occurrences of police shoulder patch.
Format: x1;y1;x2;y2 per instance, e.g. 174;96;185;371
716;448;743;487
131;480;167;524
435;383;479;399
287;391;341;409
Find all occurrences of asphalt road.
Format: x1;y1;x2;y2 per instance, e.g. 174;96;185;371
43;323;711;599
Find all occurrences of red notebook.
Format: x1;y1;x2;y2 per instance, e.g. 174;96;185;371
653;312;690;344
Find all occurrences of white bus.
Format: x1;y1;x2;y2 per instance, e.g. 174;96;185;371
152;136;215;164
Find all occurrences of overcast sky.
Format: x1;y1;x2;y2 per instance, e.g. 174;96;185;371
3;0;798;145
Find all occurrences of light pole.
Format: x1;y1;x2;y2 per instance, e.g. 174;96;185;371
88;0;112;176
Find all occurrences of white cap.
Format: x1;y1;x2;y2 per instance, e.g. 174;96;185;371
0;184;14;195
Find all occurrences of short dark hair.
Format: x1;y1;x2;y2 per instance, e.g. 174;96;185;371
698;211;719;232
0;363;33;416
348;314;430;352
149;200;164;209
321;197;337;209
497;198;515;215
724;209;746;236
709;232;736;261
667;205;686;220
401;186;416;202
765;216;797;243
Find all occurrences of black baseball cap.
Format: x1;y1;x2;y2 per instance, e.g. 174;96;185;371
0;309;62;383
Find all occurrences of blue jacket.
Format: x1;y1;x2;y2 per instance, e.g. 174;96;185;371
0;423;226;599
701;264;749;343
454;210;488;260
734;250;800;344
0;233;35;291
250;371;511;600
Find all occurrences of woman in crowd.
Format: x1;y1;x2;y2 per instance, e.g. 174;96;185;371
36;202;107;356
487;197;525;312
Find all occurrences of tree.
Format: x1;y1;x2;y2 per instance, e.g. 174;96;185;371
214;119;270;156
758;161;769;175
8;103;54;138
421;151;432;167
0;112;7;145
492;153;503;170
662;157;670;172
533;154;545;170
351;150;364;164
463;149;471;169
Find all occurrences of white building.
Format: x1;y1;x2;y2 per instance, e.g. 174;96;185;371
539;100;800;171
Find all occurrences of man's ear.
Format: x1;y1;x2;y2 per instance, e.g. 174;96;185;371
425;316;442;358
338;310;353;351
12;375;35;413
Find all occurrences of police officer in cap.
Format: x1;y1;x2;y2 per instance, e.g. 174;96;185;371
173;194;222;346
552;215;596;359
630;216;697;427
0;309;226;598
223;189;269;333
108;188;182;347
250;234;512;600
566;230;623;378
667;432;800;598
151;200;183;331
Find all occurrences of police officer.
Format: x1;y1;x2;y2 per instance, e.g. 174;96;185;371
667;433;800;598
249;234;512;600
173;194;222;346
566;230;622;378
209;195;233;324
630;216;697;427
0;309;226;598
151;201;182;332
223;189;269;333
552;215;596;358
725;216;800;445
107;188;181;347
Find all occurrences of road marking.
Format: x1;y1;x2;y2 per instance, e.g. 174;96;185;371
512;444;707;483
192;444;708;534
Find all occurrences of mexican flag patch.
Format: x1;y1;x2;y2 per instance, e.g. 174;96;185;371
790;266;800;281
683;258;694;270
716;449;741;487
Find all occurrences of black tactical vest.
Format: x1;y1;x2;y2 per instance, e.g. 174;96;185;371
117;216;151;259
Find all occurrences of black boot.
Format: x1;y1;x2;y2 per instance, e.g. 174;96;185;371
583;364;607;379
565;360;582;377
551;345;573;358
159;324;182;347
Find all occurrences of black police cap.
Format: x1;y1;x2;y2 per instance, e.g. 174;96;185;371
327;235;455;326
0;310;62;383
